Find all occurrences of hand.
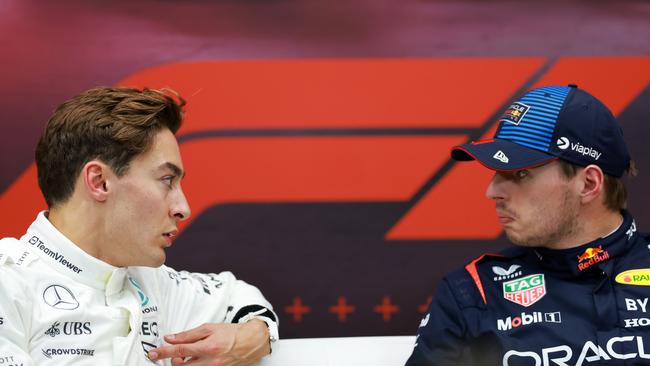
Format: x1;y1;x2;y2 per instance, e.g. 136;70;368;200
148;319;270;366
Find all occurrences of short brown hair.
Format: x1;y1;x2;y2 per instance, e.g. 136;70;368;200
557;159;637;211
36;87;185;207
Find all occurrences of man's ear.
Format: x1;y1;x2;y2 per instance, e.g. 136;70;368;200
579;164;605;205
82;161;112;202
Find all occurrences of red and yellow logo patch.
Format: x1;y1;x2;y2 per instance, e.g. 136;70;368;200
577;246;610;271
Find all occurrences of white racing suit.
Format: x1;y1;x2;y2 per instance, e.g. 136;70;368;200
0;212;278;365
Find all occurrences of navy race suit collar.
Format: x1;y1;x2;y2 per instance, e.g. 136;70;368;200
532;210;637;277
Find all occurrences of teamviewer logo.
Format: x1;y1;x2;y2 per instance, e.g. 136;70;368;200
556;137;570;150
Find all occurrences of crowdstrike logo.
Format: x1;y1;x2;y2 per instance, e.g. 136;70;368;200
42;284;79;310
556;137;602;160
503;336;650;365
493;150;509;163
41;348;95;359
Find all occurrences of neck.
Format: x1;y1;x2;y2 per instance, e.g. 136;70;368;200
552;208;623;250
48;200;116;265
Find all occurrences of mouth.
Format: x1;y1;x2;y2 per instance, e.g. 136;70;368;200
496;210;515;225
162;230;178;246
497;216;514;225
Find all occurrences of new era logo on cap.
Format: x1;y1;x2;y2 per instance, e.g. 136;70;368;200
493;150;509;163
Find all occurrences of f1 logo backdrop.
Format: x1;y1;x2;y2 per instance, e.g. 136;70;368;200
1;57;648;337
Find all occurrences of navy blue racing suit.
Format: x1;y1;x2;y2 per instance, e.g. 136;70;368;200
406;210;650;366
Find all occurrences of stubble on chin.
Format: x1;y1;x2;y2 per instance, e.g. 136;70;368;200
505;190;580;249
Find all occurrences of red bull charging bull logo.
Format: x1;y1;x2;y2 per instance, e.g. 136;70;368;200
577;246;610;271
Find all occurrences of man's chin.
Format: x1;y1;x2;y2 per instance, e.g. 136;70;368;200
505;230;529;247
134;252;166;268
505;231;545;248
151;252;166;267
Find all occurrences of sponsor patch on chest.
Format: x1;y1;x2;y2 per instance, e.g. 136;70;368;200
502;274;546;307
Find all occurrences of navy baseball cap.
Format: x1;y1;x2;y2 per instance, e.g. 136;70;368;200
451;85;631;177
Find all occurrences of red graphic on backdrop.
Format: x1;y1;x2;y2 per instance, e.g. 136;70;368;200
418;296;433;314
329;296;356;322
374;296;400;322
1;57;649;242
285;296;311;323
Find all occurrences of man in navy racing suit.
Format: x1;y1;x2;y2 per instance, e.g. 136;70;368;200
406;84;648;366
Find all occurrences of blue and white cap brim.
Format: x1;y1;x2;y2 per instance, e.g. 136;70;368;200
451;138;557;172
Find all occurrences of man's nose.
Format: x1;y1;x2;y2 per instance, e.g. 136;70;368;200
171;188;191;221
485;172;506;201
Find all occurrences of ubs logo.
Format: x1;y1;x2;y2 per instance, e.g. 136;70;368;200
42;285;79;310
45;321;92;337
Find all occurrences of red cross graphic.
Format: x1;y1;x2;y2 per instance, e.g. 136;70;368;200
419;296;432;313
373;296;400;322
328;296;355;322
285;296;311;322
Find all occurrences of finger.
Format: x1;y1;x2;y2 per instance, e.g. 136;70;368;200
149;343;201;361
181;356;231;366
171;357;186;366
164;324;213;344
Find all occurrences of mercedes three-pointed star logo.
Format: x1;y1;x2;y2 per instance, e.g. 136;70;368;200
42;284;79;310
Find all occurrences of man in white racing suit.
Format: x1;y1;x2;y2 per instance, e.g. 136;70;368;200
0;87;278;365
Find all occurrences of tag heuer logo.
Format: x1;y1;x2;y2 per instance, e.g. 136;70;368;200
503;274;546;307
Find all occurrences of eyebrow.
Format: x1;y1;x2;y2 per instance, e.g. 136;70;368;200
159;162;186;179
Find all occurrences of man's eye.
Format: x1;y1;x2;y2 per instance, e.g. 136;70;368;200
515;170;529;179
163;176;175;186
